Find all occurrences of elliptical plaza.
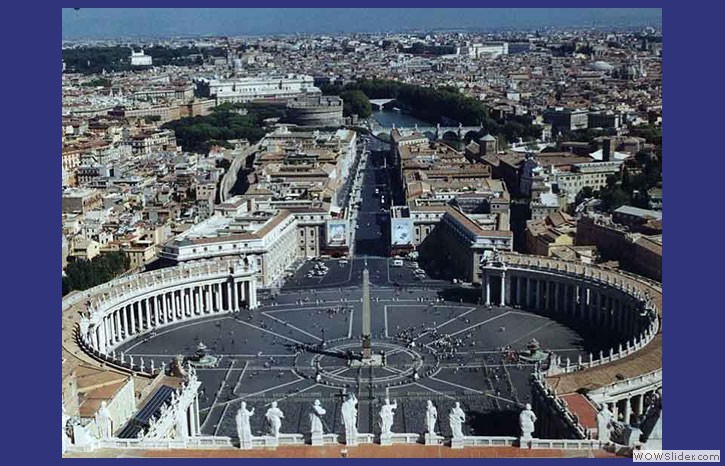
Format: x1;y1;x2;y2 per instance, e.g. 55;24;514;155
62;135;662;457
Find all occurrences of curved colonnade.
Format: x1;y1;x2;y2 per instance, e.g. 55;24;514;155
70;258;258;376
481;252;662;438
63;253;662;451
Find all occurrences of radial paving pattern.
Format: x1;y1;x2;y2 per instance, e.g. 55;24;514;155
117;258;609;439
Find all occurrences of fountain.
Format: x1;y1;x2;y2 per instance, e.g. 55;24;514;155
518;338;551;363
189;341;219;367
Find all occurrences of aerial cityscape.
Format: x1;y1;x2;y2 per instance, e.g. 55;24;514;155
61;8;662;458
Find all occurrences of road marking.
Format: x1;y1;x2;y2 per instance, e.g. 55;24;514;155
123;315;229;351
200;360;237;424
408;382;456;400
504;321;555;347
268;383;321;406
508;311;550;320
234;320;304;345
416;307;477;338
262;311;322;341
233;361;249;395
219;377;307;409
213;403;230;436
384;305;389;337
485;392;519;405
429;312;511;344
428;376;484;394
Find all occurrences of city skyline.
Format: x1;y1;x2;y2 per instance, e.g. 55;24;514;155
62;8;662;40
61;10;663;457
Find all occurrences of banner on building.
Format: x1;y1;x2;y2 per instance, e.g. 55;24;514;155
326;220;348;247
390;218;415;246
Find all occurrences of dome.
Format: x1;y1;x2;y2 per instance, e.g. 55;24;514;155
591;61;614;71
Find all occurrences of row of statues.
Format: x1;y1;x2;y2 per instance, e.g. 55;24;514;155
236;396;537;441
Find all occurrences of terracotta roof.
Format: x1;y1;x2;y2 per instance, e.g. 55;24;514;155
560;394;598;430
547;334;662;395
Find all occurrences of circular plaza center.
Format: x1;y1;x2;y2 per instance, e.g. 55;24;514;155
116;257;618;439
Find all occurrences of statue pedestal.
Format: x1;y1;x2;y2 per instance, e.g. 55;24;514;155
261;436;279;448
345;429;359;446
380;433;392;446
311;432;324;446
356;433;375;444
451;437;464;449
239;435;254;450
519;435;532;449
424;433;444;446
278;434;305;446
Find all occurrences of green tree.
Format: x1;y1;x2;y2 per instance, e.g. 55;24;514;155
575;186;595;206
339;90;372;118
62;251;131;296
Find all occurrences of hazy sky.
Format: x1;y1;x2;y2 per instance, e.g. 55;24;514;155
62;9;662;39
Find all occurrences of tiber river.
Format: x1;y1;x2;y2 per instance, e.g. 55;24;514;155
370;109;431;128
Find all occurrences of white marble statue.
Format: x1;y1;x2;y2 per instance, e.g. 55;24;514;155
236;401;255;447
310;399;326;435
596;404;614;443
95;400;112;439
175;401;188;439
341;394;359;439
449;402;466;439
519;403;537;440
265;401;284;438
425;400;438;435
74;423;97;446
62;403;71;453
379;398;398;436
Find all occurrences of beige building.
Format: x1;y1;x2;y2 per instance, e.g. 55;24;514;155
419;206;513;284
62;188;103;214
524;211;576;257
71;237;101;261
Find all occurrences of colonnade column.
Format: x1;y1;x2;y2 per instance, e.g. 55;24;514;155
205;285;212;313
104;316;112;348
485;272;491;306
161;293;167;324
543;281;550;311
623;398;632;424
145;298;151;329
499;272;506;306
194;395;201;435
130;303;137;335
231;278;238;311
249;279;257;309
554;282;560;312
113;310;121;342
122;307;129;338
239;280;246;307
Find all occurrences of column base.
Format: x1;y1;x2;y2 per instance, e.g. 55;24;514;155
425;433;444;446
310;433;324;446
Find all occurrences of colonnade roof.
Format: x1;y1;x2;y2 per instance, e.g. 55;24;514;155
547;334;662;395
488;252;662;395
